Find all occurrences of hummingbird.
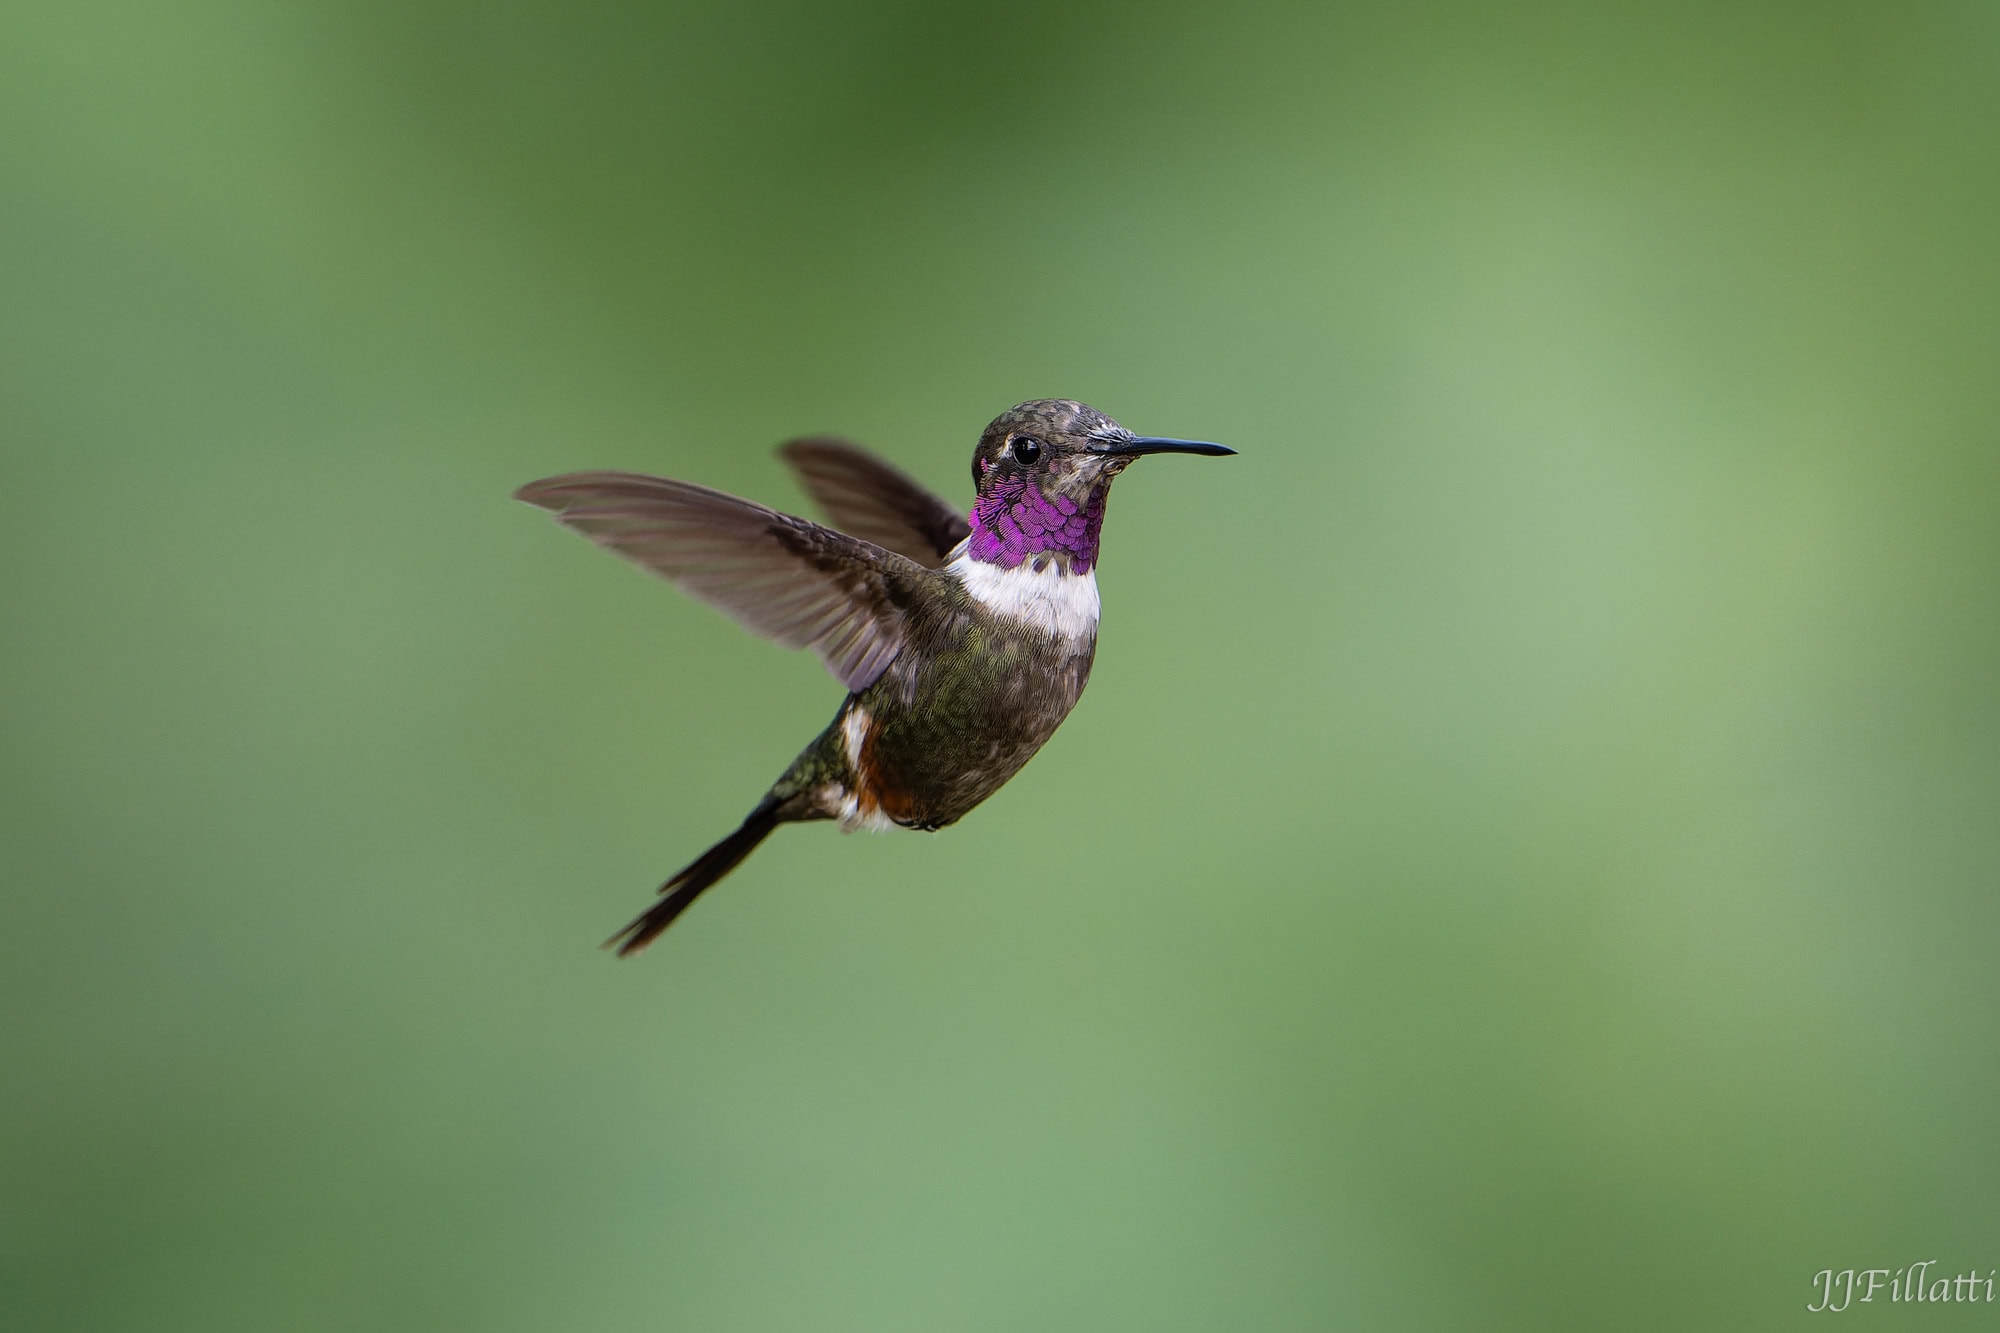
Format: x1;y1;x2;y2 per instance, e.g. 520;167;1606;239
516;398;1234;954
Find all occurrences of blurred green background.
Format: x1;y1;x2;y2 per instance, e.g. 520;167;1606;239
5;1;1997;1328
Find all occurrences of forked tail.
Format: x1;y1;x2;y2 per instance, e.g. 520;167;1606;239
606;796;784;956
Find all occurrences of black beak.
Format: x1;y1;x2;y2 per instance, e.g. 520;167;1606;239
1090;434;1236;458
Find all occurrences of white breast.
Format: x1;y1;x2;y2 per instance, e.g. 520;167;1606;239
947;549;1101;642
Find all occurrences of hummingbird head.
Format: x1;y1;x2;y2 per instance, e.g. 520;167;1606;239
962;399;1233;574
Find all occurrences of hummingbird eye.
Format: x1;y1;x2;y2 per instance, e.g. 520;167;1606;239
1009;436;1044;465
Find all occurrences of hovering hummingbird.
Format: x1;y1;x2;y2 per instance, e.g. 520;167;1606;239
516;398;1234;954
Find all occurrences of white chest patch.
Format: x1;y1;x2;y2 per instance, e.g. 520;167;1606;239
948;550;1101;642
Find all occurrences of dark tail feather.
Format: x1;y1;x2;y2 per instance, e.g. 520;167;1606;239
605;797;784;956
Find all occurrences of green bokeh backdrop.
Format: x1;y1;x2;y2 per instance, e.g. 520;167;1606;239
5;2;1997;1329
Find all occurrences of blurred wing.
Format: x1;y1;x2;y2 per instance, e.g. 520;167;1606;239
777;437;970;568
515;471;931;691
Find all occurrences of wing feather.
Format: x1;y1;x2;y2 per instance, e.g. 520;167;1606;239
777;438;970;567
515;471;932;691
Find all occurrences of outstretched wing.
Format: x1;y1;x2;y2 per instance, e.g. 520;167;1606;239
777;438;970;568
515;471;933;691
